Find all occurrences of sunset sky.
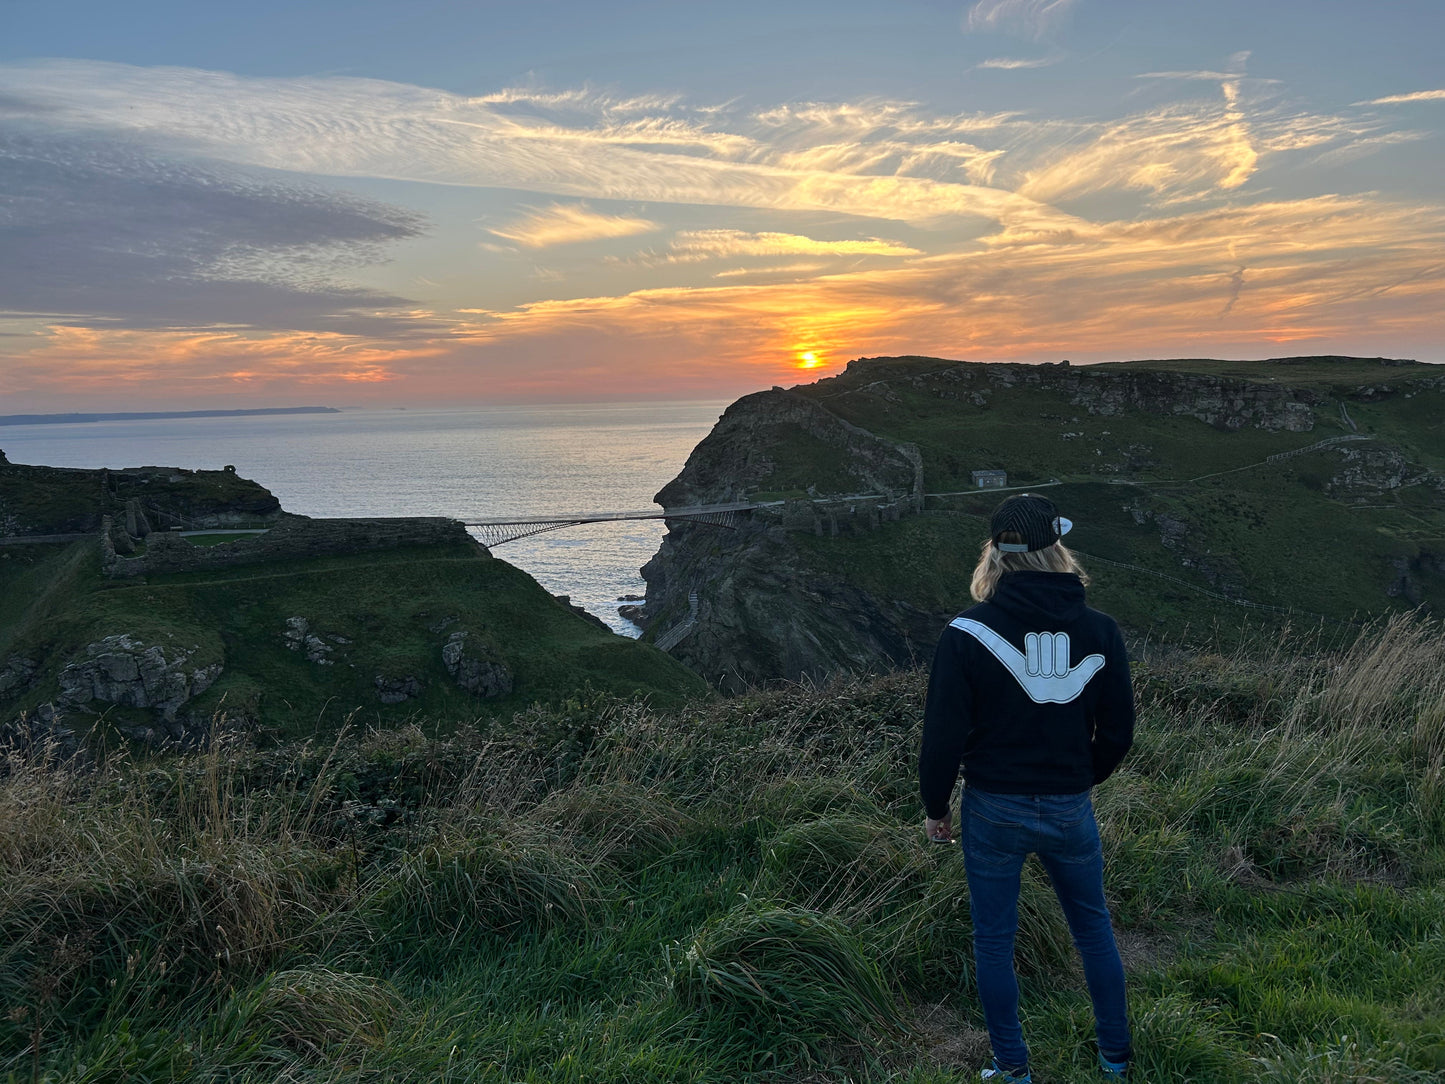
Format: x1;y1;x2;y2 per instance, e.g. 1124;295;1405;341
3;0;1443;409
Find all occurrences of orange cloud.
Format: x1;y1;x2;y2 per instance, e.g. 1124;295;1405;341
670;230;921;259
8;183;1442;409
448;192;1445;385
1;326;441;402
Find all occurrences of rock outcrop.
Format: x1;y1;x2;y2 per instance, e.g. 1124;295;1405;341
441;631;513;698
642;517;935;692
374;674;423;704
0;655;38;699
283;616;348;665
56;635;222;724
1328;444;1441;499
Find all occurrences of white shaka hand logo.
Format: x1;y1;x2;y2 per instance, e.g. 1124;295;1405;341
950;618;1105;704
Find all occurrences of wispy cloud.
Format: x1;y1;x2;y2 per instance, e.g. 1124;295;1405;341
1136;70;1277;85
965;0;1078;40
1019;101;1259;203
1308;129;1427;166
488;203;659;247
0;61;1061;230
670;230;921;259
610;230;922;272
1363;89;1445;105
714;262;825;278
978;56;1058;70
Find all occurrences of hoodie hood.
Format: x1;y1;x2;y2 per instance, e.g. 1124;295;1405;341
990;570;1087;626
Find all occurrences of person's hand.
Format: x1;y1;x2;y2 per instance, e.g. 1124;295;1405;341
925;814;953;843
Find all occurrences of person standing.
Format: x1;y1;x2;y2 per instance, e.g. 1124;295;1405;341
918;494;1135;1083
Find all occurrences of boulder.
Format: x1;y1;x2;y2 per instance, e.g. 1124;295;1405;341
374;674;422;704
0;655;38;700
56;635;221;721
441;631;513;698
283;616;337;664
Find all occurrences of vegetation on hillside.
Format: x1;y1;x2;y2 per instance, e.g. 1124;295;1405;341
0;538;708;742
788;357;1445;635
4;615;1442;1082
0;457;281;537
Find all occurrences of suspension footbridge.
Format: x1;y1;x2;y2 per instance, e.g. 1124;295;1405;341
462;500;781;548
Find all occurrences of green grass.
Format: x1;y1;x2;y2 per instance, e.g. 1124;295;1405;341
1096;355;1439;386
762;357;1445;635
182;533;262;547
3;615;1443;1081
0;540;709;742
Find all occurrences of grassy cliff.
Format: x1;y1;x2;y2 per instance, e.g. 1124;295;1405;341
641;356;1445;687
0;535;708;744
794;356;1445;633
4;616;1442;1081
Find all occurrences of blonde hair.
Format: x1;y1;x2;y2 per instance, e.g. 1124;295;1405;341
970;533;1090;602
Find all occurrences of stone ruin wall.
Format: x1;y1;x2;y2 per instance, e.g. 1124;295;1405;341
102;513;480;578
771;493;917;537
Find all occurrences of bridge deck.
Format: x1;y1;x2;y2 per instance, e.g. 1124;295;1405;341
461;500;778;527
462;501;789;547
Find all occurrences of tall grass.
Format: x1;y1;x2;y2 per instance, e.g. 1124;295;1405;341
2;615;1443;1081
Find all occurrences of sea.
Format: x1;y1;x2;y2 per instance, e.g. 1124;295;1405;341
0;402;731;637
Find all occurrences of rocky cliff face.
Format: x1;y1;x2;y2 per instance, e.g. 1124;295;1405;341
639;388;930;691
655;388;923;507
640;516;936;693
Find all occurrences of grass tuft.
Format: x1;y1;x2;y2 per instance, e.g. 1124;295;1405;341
668;902;903;1067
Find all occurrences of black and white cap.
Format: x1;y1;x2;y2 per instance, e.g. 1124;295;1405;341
990;493;1073;553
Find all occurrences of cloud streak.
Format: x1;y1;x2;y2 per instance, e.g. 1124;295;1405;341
1365;89;1445;105
488;204;659;247
965;0;1077;40
978;56;1058;70
669;230;921;262
0;325;444;402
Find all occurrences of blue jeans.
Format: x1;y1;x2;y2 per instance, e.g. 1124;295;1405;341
960;787;1132;1073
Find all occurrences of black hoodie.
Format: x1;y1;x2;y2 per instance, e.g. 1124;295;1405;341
918;570;1134;818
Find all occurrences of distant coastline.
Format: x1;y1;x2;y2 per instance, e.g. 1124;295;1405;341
0;407;341;427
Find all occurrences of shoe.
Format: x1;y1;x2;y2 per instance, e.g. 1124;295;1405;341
1099;1051;1129;1079
980;1061;1032;1083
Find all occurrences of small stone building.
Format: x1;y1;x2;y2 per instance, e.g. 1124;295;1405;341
971;469;1008;489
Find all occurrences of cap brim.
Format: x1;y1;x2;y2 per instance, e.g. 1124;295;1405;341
1057;516;1073;537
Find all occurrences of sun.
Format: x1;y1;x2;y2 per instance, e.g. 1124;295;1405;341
796;350;821;369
